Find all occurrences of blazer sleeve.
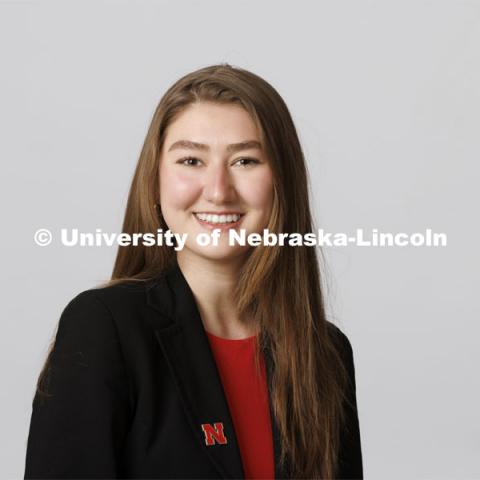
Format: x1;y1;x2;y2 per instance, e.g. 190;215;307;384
24;290;131;479
332;325;364;480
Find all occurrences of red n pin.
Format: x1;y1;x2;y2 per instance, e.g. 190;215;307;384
201;422;228;446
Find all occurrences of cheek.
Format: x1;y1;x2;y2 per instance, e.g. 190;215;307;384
160;168;201;209
237;169;274;210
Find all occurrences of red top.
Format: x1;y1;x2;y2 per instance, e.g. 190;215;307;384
206;330;275;480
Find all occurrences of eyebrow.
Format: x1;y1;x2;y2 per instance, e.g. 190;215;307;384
167;139;262;153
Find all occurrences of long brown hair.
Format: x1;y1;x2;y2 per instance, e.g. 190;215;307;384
37;63;350;479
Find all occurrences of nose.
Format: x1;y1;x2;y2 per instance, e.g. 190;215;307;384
203;162;236;204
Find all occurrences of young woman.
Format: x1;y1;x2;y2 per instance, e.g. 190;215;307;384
24;64;363;479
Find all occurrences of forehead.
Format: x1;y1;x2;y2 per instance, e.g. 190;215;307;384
163;102;261;145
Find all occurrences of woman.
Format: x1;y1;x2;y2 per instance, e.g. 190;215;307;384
24;64;363;479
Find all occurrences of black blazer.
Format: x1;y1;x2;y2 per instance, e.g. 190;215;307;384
24;263;363;479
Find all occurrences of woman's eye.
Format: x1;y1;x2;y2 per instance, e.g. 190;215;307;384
177;156;201;166
234;157;260;167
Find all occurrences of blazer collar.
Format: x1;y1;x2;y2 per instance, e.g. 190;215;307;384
145;262;291;479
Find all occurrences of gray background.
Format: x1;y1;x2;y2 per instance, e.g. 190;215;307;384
1;0;479;478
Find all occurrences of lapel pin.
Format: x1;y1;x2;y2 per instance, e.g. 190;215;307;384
201;422;228;446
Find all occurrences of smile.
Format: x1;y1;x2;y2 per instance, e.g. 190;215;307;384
194;212;244;229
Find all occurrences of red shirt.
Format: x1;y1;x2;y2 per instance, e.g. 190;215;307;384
206;331;275;480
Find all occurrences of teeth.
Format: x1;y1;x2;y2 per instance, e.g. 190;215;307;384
195;213;241;224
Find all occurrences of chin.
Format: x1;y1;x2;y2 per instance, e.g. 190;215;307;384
190;246;250;263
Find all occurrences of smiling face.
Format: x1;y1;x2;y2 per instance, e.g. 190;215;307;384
158;101;274;264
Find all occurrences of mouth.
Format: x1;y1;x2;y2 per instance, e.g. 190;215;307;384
193;212;245;230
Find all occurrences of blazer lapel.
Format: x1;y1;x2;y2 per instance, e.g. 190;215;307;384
146;263;244;479
146;263;291;479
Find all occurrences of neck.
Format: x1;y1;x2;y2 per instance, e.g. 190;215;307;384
176;250;258;339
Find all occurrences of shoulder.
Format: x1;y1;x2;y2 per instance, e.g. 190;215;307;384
325;321;358;383
53;290;116;351
60;281;144;315
65;279;154;316
326;321;354;356
53;275;175;349
55;281;150;339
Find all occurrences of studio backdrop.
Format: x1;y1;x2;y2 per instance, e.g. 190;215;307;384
1;1;479;479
